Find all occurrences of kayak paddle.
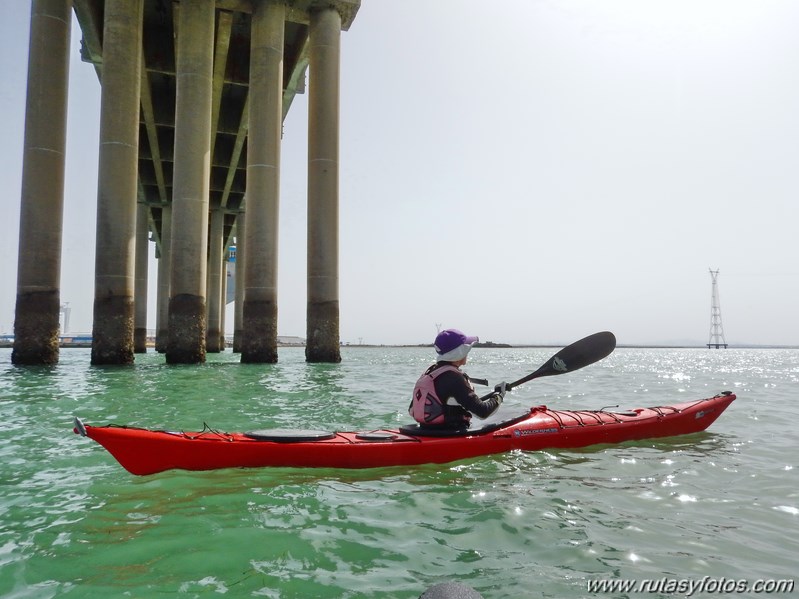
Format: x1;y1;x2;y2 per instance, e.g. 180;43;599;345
481;331;616;399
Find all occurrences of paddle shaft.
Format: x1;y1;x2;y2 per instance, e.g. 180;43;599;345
480;331;616;400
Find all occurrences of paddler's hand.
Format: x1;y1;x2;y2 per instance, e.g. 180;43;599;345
494;382;508;400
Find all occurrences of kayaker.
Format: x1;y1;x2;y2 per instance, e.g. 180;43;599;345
409;328;507;429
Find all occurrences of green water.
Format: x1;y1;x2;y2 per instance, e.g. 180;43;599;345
1;347;797;598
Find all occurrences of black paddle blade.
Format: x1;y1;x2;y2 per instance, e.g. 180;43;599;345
508;331;616;390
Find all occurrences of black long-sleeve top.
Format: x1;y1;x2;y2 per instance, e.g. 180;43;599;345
429;362;502;426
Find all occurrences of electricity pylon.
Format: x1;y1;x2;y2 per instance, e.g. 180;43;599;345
707;269;728;349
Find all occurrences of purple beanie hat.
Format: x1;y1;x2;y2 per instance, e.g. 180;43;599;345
434;329;479;361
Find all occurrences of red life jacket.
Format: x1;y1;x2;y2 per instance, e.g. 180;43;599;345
408;364;471;425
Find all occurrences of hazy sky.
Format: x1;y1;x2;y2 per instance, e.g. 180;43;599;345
2;1;798;347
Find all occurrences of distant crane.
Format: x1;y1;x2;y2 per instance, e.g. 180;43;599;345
707;269;728;349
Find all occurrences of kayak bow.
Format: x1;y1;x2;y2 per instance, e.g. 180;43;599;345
74;391;736;475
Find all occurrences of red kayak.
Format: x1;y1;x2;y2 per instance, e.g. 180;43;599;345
74;392;735;475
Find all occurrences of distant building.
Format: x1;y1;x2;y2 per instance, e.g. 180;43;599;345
226;245;236;305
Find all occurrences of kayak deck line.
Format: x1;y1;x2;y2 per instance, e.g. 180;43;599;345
73;391;736;475
543;404;678;427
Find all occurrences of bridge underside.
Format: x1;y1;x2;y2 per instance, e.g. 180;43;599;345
73;0;359;252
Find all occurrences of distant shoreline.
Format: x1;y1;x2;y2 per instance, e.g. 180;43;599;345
3;341;796;350
342;343;799;350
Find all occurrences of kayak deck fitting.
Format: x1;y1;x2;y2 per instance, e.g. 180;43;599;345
74;391;736;475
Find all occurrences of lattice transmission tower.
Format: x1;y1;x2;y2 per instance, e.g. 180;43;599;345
707;269;728;349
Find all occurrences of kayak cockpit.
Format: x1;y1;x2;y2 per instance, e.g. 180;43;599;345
399;412;534;437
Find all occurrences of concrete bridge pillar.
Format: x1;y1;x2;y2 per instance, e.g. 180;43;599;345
134;201;149;353
90;0;144;365
232;216;245;353
220;248;228;349
155;205;171;353
241;0;285;363
206;207;224;353
12;0;72;365
306;7;342;363
167;0;214;364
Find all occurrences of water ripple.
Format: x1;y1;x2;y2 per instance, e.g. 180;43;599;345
0;347;797;597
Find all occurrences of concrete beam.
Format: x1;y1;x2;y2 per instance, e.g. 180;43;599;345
214;0;361;30
139;48;168;205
